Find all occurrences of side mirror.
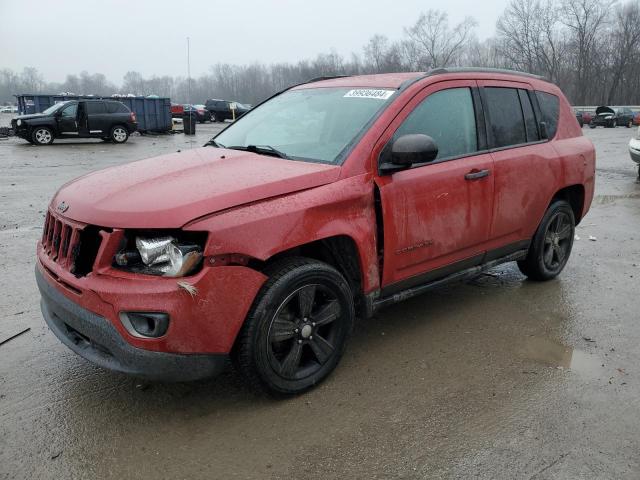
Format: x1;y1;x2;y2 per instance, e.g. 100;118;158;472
380;134;438;174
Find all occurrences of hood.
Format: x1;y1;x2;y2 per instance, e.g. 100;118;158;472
595;106;615;116
51;148;341;228
13;113;50;121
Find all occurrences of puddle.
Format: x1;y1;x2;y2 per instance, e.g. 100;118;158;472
520;337;603;377
467;267;525;289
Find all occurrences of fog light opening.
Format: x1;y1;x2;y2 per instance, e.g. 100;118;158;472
120;312;170;338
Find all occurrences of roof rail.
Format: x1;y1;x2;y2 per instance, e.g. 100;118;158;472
306;75;350;83
426;67;548;81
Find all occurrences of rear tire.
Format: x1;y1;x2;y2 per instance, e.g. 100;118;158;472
110;125;129;144
518;200;575;281
31;127;54;145
210;113;217;123
232;257;354;395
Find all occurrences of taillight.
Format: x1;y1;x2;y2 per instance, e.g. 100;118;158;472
130;112;137;122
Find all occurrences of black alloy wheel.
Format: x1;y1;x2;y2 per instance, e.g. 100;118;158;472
518;200;575;281
266;284;343;381
233;257;353;395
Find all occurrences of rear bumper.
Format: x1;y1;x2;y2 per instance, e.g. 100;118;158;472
37;266;228;381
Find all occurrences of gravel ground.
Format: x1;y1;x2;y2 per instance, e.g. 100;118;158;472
0;115;639;479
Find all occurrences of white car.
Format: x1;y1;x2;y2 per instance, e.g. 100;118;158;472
629;126;640;177
0;106;13;113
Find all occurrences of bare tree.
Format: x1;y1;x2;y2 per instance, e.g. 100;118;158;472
607;1;640;103
405;10;477;69
497;0;565;80
561;0;616;104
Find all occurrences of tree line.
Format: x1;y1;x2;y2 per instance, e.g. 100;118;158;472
2;0;639;107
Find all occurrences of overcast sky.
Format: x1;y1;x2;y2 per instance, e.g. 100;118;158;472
1;0;509;83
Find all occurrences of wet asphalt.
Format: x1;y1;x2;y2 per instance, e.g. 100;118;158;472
0;116;639;479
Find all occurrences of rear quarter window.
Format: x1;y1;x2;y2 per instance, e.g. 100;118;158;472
535;91;560;139
106;102;129;113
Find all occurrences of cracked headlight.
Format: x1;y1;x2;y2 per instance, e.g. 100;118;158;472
115;234;203;277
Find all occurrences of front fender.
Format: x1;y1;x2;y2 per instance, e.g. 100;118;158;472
184;174;380;293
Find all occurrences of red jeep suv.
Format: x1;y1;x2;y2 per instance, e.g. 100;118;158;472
36;68;595;394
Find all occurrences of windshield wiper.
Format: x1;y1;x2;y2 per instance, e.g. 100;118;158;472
205;139;224;148
227;144;290;159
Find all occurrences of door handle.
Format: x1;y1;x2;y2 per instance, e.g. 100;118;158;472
464;169;491;180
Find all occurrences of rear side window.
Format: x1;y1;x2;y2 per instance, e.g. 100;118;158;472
86;102;106;114
394;87;477;160
484;87;526;148
106;102;129;113
535;91;560;139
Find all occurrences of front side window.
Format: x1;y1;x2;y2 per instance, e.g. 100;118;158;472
42;102;68;115
213;87;395;163
394;87;478;160
61;103;77;118
485;87;527;148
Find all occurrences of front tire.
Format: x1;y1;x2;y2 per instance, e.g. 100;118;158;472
518;200;575;281
233;257;354;395
110;125;129;143
31;127;54;145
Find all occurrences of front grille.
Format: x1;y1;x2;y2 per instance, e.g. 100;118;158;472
41;211;102;276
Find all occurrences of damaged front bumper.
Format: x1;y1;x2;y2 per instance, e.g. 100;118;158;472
37;266;228;381
36;240;268;381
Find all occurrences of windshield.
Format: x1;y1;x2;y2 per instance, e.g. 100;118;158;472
41;101;69;115
212;87;395;163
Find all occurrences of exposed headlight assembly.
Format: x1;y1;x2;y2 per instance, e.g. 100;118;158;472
115;234;203;277
16;119;22;126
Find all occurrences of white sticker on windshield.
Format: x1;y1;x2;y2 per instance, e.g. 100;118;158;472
343;89;395;100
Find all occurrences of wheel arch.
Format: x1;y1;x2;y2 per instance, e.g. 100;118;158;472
550;184;585;225
260;234;369;317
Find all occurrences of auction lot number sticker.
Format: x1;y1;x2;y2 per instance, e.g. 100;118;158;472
344;89;395;100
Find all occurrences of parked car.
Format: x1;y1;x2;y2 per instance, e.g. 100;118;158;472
633;111;640;126
1;105;13;113
629;126;640;178
192;104;211;123
581;111;593;124
36;68;595;394
615;107;635;127
589;106;635;128
12;99;137;145
170;103;184;119
204;98;250;122
590;106;618;128
575;111;584;127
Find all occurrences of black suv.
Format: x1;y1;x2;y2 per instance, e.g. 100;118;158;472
204;99;250;122
12;99;137;145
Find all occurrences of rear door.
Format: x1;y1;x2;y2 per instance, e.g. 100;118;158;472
86;101;109;135
478;81;560;250
375;81;495;292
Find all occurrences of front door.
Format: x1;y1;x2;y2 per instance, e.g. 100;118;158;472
57;102;78;136
374;81;495;293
